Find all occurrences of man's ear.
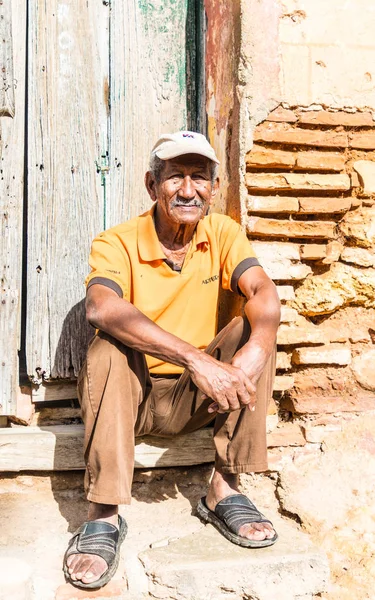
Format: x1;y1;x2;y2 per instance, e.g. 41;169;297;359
145;171;157;202
209;177;220;205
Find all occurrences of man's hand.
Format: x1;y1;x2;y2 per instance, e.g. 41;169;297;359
188;352;256;414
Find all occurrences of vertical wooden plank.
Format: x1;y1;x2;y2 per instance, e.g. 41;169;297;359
0;0;15;117
108;0;190;226
205;0;238;217
186;0;206;133
0;0;25;414
26;0;109;381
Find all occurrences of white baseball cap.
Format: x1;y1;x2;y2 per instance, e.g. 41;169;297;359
152;131;220;164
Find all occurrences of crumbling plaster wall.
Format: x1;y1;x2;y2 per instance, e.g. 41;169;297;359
234;0;375;432
233;5;375;597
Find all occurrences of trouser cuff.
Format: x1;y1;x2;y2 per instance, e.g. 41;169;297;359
86;490;132;505
215;461;269;474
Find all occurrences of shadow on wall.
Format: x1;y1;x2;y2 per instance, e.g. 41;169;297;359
52;299;94;380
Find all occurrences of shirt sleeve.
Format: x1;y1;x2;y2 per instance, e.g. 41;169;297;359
219;216;261;293
85;230;131;299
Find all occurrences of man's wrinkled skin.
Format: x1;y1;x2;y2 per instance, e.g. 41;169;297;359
67;154;280;584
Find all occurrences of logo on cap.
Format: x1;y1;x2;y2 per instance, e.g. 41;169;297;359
182;133;194;138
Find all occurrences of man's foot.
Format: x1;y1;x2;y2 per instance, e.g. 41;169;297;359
65;503;119;586
205;471;276;542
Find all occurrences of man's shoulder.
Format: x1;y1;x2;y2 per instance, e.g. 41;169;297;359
203;212;240;233
96;212;145;242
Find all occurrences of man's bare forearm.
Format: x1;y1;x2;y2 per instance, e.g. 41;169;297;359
87;283;264;413
231;276;280;381
243;280;280;354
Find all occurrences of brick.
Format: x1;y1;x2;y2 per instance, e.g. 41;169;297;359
267;446;296;471
295;151;346;172
245;172;350;192
280;306;298;323
322;240;343;265
297;110;374;127
274;375;295;392
267;396;278;415
319;323;348;344
277;322;326;346
351;197;362;209
266;106;298;123
289;395;375;414
298;197;351;214
349;132;375;150
353;160;375;195
352;349;375;392
291;344;352;366
300;244;326;260
341;247;375;268
302;423;342;444
276;285;295;301
246;145;295;169
252;241;300;261
247;195;299;213
263;259;312;281
253;123;349;148
266;413;279;434
267;422;306;447
247;217;337;240
277;351;292;370
351;171;361;188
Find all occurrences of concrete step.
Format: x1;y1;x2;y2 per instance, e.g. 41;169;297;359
0;558;33;600
139;520;329;600
0;471;329;600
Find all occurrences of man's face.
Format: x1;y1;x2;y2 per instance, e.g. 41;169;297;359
145;154;219;227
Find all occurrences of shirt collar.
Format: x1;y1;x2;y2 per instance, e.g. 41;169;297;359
137;203;209;263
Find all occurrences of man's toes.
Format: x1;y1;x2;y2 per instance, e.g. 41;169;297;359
81;559;108;584
67;555;81;576
238;522;276;541
239;524;266;540
73;557;95;579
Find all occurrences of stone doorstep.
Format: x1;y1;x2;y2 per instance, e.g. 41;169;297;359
139;520;330;600
55;581;142;600
0;557;33;600
47;521;329;600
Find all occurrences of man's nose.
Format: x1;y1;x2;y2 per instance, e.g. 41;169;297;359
179;176;195;199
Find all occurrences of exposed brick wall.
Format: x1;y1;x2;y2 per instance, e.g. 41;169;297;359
245;105;375;455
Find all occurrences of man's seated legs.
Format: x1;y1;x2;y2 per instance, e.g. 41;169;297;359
67;316;275;585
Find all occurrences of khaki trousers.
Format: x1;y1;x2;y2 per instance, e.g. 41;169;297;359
77;316;276;505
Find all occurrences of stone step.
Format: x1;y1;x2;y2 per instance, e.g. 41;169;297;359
0;558;33;600
139;520;330;600
54;582;149;600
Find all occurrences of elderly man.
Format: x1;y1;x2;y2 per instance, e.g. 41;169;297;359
64;132;281;590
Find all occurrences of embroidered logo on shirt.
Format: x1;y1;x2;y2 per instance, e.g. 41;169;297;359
202;275;219;285
106;269;121;275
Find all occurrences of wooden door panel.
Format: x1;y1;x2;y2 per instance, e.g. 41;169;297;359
26;0;200;385
26;0;109;381
0;0;26;414
108;0;190;226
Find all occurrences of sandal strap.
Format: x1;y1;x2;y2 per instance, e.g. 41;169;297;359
66;520;121;568
214;494;272;536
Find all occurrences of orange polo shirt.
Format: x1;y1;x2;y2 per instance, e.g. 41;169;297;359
86;205;260;374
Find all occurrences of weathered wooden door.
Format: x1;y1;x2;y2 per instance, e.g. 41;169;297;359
23;0;205;398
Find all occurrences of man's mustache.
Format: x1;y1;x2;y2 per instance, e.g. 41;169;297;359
171;196;204;209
